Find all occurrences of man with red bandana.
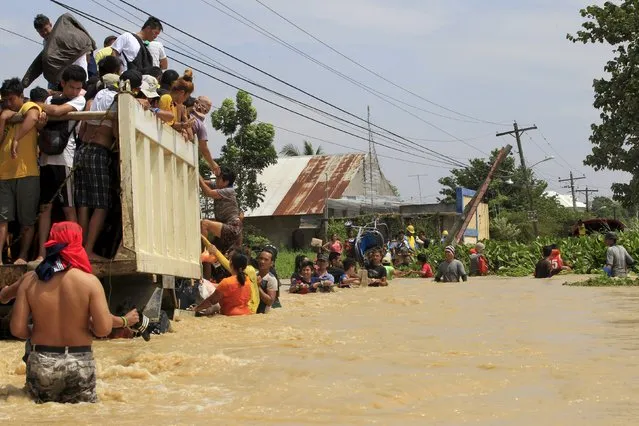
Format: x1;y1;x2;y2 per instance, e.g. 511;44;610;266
2;222;135;403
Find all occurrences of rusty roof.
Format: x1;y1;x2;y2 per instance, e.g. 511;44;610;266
245;154;365;217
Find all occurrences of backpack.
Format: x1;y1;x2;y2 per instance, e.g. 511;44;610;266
478;255;488;275
122;33;153;72
38;96;76;155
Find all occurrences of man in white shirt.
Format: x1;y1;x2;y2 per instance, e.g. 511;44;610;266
147;41;168;70
111;16;163;72
37;65;87;260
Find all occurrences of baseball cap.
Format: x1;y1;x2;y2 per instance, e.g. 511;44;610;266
140;75;159;99
317;253;328;262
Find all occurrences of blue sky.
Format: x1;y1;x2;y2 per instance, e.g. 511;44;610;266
0;0;619;203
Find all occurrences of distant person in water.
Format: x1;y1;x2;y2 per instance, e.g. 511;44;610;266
366;248;388;287
290;260;315;294
194;252;252;316
604;232;634;278
435;246;467;283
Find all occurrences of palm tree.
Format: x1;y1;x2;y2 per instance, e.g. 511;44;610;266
280;140;324;156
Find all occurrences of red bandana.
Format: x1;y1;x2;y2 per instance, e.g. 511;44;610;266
44;222;92;274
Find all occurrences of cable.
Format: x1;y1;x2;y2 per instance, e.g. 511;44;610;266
0;26;41;45
270;124;456;169
55;0;469;168
536;128;586;173
114;0;477;163
252;0;508;126
199;0;491;156
203;0;487;125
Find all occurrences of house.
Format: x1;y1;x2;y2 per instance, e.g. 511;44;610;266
244;154;396;248
544;190;587;210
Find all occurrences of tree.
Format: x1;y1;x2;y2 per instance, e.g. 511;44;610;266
280;140;324;156
211;90;277;211
568;2;639;209
389;183;400;197
591;196;631;221
437;149;547;213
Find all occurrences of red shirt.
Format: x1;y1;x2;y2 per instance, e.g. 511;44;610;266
549;249;564;271
215;275;252;316
421;263;434;278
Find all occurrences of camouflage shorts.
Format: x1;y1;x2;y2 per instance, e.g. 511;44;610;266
26;351;97;403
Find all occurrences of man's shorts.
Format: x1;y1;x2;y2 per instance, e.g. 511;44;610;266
74;143;111;209
0;176;40;225
26;348;97;403
40;165;74;207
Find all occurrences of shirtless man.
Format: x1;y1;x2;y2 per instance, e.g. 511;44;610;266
8;221;138;403
76;69;141;260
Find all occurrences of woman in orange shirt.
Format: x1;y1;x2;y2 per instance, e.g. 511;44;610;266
194;252;252;316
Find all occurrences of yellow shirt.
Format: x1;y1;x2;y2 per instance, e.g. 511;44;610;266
158;94;177;126
0;102;42;179
94;46;113;64
246;265;260;314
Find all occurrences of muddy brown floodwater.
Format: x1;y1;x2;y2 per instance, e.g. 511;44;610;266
1;275;639;425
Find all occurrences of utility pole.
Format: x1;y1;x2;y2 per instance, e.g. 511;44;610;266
408;174;428;203
558;172;586;211
496;121;539;235
575;187;598;212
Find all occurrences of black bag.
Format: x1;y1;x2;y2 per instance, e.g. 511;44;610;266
122;33;153;72
38;96;76;155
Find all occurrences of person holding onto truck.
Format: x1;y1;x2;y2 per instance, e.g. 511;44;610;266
190;95;218;173
0;77;46;265
37;65;87;262
199;166;242;254
435;246;468;283
10;221;113;403
194;252;252;316
604;232;635;278
256;246;279;313
76;69;143;261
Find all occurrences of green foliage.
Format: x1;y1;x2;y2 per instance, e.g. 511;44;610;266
567;2;639;209
564;276;639;286
276;249;316;278
490;215;521;241
279;140;324;156
211;90;277;211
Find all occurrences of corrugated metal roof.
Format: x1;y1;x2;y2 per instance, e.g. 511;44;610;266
245;154;365;217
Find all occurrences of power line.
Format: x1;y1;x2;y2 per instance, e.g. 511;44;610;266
73;1;469;167
198;0;490;156
252;0;508;126
0;26;41;45
113;0;475;164
203;0;489;126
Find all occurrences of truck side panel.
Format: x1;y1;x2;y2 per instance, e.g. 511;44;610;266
118;95;201;279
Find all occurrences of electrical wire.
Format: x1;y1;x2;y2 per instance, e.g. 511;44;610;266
252;0;509;126
53;0;469;168
199;0;492;156
0;26;41;45
113;0;478;163
203;0;488;125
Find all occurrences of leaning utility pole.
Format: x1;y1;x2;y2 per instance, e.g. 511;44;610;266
559;172;586;211
450;144;513;244
496;121;539;235
575;187;598;212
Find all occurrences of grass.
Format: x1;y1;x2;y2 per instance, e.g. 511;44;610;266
564;275;639;286
275;249;317;278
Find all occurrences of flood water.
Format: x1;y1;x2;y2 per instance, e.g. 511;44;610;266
1;275;639;425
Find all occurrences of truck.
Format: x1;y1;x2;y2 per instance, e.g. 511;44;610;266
0;94;202;332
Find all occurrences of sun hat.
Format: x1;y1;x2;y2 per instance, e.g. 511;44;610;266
140;75;160;98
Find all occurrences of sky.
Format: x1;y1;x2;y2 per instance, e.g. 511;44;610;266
0;0;621;205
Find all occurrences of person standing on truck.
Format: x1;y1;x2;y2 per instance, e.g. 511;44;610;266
199;166;242;254
10;221;113;403
76;70;143;260
110;16;162;73
0;77;45;265
190;95;218;172
37;65;87;261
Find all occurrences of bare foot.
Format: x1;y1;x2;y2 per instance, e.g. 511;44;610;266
86;252;109;262
13;258;27;265
34;256;44;262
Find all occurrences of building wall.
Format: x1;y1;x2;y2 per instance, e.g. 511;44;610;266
456;188;490;244
244;215;323;249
